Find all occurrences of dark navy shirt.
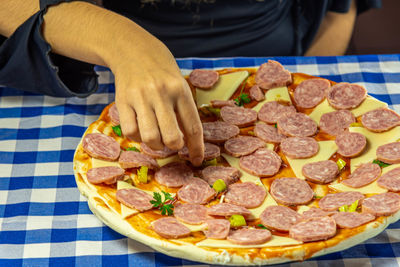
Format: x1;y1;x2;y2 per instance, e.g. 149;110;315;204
0;0;381;97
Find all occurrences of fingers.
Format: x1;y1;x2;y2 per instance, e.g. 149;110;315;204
117;103;141;142
154;101;184;150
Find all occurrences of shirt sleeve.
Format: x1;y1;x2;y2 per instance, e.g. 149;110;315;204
0;0;98;97
328;0;382;14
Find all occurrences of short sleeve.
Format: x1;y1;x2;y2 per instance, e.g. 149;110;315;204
0;0;98;97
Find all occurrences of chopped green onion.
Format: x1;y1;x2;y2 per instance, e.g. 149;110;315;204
247;131;255;136
348;200;359;212
314;195;323;199
274;124;277;128
350;122;362;127
234;93;251;106
337;159;346;171
112;125;122;137
137;166;148;183
372;159;391;168
257;224;268;230
126;147;140;152
339;205;348;212
207;107;221;117
229;215;246;227
203;158;218;167
212;179;227;192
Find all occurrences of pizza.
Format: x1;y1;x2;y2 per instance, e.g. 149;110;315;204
73;60;400;265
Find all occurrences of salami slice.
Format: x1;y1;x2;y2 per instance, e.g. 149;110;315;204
280;137;319;159
201;166;241;186
189;69;219;89
116;188;153;211
224;136;265;157
204;219;230;239
254;123;286;143
319;110;355;136
207;203;252;218
258;101;296;124
108;103;120;126
179;142;220;161
239;148;282;177
326;83;367;109
119;151;159;169
362;192;400;216
376;142;400;164
302;160;339;184
224;182;266;208
301;207;337;220
332;212;375;229
361;108;400;132
377;167;400;192
277;113;317;137
342;163;381;188
152;217;191;239
335;132;366;158
86;166;125;185
140;142;177;159
220;106;257;127
260;205;301;232
289;216;336;242
294;78;330;109
255;60;292;90
174;204;208;225
155;162;193;188
270;178;314;206
82;133;120;161
177;177;216;204
318;191;364;211
203;121;240;143
210;100;236;108
249;85;265;102
227;228;272;245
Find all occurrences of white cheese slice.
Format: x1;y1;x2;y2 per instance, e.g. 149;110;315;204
349;126;400;172
252;87;292;112
297;205;311;214
181;222;207;232
92;158;121;168
196;235;302;248
117;180;140;218
285;141;337;180
196;71;249;107
156;154;181;167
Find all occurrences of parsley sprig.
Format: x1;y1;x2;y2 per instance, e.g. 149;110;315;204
372;159;391;168
234;77;251;106
150;191;174;215
112;125;122;137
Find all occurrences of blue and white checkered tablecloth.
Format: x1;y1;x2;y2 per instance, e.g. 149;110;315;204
1;54;400;267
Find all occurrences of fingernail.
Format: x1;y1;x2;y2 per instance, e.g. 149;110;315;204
193;156;203;166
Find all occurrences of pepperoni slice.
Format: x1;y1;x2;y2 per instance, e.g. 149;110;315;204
224;182;266;208
86;166;125;185
201;166;241;186
302;160;339;184
277;113;317;137
177;177;216;204
227;228;272;245
332;212;375;229
270;178;314;206
255;60;292;90
224;136;265;157
140;143;177;159
108;103;120;126
152;217;191;239
207;203;252;218
116;188;153;211
327;83;367;109
376;142;400;164
319;110;355;136
239;148;282;177
254;123;286;143
220;106;258;127
178;142;220;161
294;78;330;108
342;163;381;188
155;162;193;188
189;69;219;89
82;133;120;161
300;207;338;220
174;204;208;225
377;167;400;192
280;137;319;159
210;100;236;108
260;205;301;232
204;219;230;239
289;216;336;242
249;85;265;102
203;121;240;143
335;132;366;158
362;192;400;216
318;191;364;211
257;101;297;124
361;108;400;132
118;151;159;169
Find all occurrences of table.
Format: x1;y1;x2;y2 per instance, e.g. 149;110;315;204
1;54;400;266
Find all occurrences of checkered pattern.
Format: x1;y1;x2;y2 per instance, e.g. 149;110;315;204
1;55;400;267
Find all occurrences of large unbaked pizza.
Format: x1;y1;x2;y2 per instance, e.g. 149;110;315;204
73;60;400;265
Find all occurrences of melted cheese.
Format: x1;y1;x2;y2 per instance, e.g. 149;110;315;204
196;71;249;107
252;87;292;112
286;141;337;180
349;126;400;172
196;235;302;248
